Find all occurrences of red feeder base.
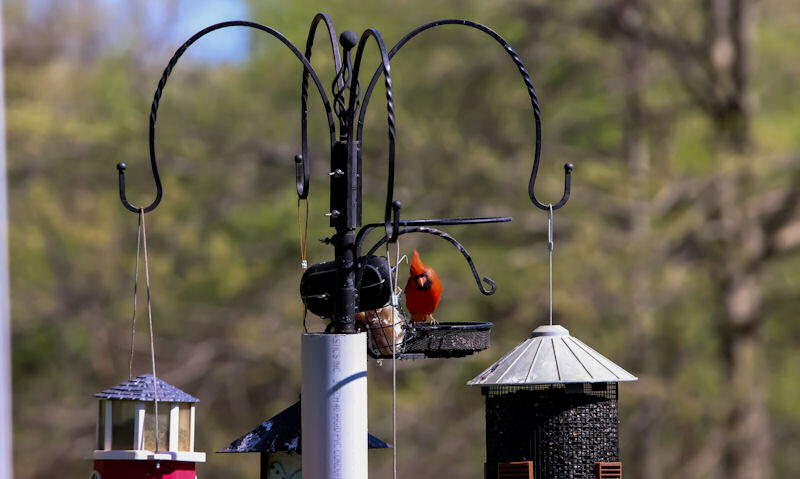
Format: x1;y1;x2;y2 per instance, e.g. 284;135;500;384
92;460;197;479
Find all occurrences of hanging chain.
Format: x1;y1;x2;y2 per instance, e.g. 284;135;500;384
128;214;143;380
140;209;160;452
547;204;554;326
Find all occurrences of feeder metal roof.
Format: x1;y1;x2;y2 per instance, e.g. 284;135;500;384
219;401;391;453
94;374;199;403
468;325;637;386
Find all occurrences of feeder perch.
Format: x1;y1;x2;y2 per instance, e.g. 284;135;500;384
366;320;494;360
89;374;205;479
219;400;390;479
469;325;637;479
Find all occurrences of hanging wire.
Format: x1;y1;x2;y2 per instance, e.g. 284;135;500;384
297;198;310;333
547;204;554;326
128;214;143;380
140;209;160;452
385;239;401;479
297;197;309;270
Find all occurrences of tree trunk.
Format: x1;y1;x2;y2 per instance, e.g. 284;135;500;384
619;2;662;478
706;1;770;478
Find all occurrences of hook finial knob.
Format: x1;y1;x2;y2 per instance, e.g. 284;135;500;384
564;163;574;174
117;162;127;172
340;30;358;51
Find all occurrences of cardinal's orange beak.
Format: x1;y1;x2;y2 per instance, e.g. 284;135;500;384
417;276;426;288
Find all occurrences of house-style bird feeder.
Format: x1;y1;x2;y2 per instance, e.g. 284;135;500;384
219;400;390;479
89;374;205;479
469;325;637;479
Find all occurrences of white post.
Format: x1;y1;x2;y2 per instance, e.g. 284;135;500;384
189;405;196;452
134;402;146;450
302;333;368;479
168;403;179;451
0;4;12;476
104;402;113;451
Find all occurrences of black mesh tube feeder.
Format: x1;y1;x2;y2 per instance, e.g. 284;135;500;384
469;325;638;479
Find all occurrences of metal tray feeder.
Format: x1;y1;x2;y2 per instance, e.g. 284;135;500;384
369;321;493;360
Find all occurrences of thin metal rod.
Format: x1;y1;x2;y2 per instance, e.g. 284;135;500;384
354;216;512;256
386;241;399;479
548;205;554;326
140;210;159;452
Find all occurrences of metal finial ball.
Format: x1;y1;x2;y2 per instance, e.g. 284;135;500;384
564;163;574;173
117;162;127;172
339;30;358;50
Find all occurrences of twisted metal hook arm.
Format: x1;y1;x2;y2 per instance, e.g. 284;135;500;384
117;20;336;213
356;19;573;213
295;13;344;199
345;28;398;236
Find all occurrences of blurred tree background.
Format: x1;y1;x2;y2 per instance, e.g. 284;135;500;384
5;0;800;478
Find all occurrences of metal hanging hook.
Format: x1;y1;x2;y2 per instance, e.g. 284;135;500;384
531;162;573;211
116;20;337;213
357;19;574;213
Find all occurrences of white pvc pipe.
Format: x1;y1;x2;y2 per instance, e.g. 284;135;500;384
0;5;12;479
302;332;368;479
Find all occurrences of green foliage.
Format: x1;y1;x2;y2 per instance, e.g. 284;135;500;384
6;1;800;478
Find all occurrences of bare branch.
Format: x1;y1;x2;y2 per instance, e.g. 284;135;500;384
759;160;800;259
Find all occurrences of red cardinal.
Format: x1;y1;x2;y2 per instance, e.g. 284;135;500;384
404;250;443;324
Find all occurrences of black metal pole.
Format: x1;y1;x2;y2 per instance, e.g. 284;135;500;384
330;31;360;334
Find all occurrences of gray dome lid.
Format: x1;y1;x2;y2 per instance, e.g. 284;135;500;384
468;325;638;386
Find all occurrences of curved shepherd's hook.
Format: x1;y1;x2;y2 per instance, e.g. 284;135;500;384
353;216;511;302
345;28;399;240
296;13;344;199
364;226;496;296
356;19;573;213
117;20;337;213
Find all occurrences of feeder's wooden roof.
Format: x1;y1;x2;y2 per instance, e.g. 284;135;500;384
94;374;199;403
468;325;637;386
219;401;390;453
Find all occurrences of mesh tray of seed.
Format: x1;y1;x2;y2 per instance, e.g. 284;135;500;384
372;321;493;360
